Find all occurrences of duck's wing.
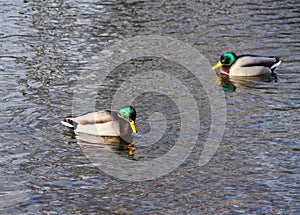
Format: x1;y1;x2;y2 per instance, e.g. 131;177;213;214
236;55;280;68
62;110;117;127
75;121;121;136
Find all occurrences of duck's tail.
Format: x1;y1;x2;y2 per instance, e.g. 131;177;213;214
61;118;76;129
271;59;281;71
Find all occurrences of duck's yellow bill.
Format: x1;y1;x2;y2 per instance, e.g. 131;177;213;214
130;120;137;133
212;61;223;70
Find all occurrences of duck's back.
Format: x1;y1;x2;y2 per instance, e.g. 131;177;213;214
229;55;280;76
72;110;115;125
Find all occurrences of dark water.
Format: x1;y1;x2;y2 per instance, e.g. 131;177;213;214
1;0;299;214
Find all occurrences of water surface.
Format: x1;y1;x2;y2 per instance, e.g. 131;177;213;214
0;0;299;214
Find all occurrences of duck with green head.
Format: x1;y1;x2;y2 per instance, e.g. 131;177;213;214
61;106;137;137
212;52;281;76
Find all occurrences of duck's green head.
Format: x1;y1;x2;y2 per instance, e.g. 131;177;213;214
119;106;137;133
212;52;238;69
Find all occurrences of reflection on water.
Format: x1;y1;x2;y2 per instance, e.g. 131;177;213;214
216;73;279;93
77;136;136;160
62;127;136;159
215;75;237;93
1;0;299;214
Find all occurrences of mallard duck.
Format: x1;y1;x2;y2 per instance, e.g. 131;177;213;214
61;106;137;136
212;52;281;76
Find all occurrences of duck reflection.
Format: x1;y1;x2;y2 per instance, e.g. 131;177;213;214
215;74;236;93
216;73;278;92
65;131;136;160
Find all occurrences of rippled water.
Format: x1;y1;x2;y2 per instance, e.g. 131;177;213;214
1;0;299;214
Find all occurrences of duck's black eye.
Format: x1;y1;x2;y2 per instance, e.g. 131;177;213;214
221;56;230;65
130;112;136;122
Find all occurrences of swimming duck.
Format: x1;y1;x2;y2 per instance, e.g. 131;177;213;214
212;52;281;76
61;106;137;137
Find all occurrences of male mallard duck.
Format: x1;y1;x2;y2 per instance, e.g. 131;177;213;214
61;106;137;136
212;52;281;76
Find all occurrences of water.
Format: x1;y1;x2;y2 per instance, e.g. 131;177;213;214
1;0;299;214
